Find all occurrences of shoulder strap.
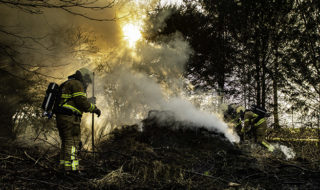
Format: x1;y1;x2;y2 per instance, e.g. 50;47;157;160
53;81;68;113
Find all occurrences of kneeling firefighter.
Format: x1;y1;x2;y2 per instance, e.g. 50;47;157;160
223;104;245;140
55;68;101;172
241;105;274;152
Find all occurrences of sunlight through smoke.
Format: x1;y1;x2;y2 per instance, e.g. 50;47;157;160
122;23;142;48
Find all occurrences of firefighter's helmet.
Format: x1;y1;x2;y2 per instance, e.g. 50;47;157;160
236;106;245;114
78;67;93;85
236;105;245;120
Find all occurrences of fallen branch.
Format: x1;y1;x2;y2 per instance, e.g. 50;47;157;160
281;181;306;184
24;151;48;169
182;169;229;183
0;155;24;160
17;176;76;190
80;149;131;158
278;163;320;173
24;151;37;162
242;173;262;181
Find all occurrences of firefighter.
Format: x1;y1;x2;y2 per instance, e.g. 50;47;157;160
223;104;245;139
241;105;274;152
55;68;101;173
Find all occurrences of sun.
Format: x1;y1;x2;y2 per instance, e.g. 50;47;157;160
122;23;142;48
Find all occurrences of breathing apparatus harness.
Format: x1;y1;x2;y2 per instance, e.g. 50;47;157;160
248;105;268;127
54;73;87;117
42;71;87;118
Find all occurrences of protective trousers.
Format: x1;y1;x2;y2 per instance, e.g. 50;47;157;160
254;122;275;152
253;121;267;144
56;114;81;171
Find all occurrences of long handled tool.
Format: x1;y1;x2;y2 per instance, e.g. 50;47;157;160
92;72;95;159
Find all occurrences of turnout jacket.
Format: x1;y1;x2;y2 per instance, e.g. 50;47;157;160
242;110;274;151
242;110;266;132
57;79;95;116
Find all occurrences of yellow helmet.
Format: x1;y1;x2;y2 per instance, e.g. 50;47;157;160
236;106;245;114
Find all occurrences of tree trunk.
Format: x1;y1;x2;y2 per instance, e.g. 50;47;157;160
247;67;253;106
273;47;280;129
217;74;225;106
0;106;15;140
261;53;267;109
242;65;247;108
255;43;261;107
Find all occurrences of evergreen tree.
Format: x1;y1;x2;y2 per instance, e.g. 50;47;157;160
281;0;320;127
145;0;319;128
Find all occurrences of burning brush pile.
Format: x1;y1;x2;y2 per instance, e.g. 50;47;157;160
1;110;319;190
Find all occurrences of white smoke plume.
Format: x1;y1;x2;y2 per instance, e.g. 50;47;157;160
162;98;240;143
96;66;240;143
273;143;296;160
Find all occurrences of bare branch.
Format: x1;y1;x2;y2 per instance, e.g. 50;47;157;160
17;64;64;80
61;7;116;21
0;28;50;49
0;155;24;160
0;0;118;21
3;49;64;80
0;0;115;9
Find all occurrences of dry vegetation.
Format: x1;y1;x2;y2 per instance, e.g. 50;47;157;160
1;113;319;190
267;127;320;161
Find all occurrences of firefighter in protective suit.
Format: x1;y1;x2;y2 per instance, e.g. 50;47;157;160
55;68;101;172
223;104;245;140
241;105;274;152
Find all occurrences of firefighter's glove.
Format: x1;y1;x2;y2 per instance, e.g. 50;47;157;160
88;97;96;104
93;107;101;117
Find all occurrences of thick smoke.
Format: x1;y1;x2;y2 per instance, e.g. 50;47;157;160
94;32;192;127
0;0;239;143
162;98;240;143
93;29;239;142
97;63;240;143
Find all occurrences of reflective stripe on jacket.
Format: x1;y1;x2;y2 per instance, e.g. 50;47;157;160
58;79;95;115
243;110;266;132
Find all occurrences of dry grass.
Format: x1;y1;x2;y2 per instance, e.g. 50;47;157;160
267;127;320;161
1;118;319;190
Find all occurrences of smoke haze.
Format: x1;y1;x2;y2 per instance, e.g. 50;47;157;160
0;0;239;143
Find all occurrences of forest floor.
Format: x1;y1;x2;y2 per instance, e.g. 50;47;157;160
1;111;320;190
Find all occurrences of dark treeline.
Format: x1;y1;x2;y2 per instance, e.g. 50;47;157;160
145;0;320;129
